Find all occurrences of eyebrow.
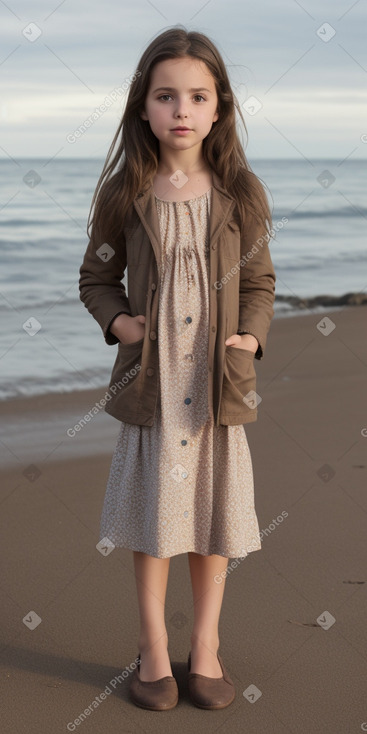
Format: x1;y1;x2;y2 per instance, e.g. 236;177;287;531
152;87;213;94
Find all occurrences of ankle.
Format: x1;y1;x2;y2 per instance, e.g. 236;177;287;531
190;633;219;653
138;632;169;653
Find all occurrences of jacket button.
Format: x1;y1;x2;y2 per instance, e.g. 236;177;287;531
211;325;216;332
150;330;157;339
151;283;157;290
212;243;217;250
147;368;154;376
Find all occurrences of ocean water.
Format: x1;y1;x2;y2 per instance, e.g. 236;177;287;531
0;157;365;400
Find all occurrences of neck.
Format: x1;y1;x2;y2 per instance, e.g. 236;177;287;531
156;144;208;177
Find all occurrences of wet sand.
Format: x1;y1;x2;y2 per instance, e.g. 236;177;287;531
1;305;367;733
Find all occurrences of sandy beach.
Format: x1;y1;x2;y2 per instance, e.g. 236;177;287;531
1;305;367;733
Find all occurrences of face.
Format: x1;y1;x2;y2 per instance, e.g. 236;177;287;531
140;56;219;152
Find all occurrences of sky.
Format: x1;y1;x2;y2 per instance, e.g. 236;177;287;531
0;0;366;160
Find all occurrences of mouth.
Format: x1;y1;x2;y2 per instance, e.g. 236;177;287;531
171;127;192;131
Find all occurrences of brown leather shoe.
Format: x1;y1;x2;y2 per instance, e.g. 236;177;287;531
187;650;235;709
129;652;179;710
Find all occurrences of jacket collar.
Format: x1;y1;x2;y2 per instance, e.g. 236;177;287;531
132;170;236;265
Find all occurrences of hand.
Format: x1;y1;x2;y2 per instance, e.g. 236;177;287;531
225;333;258;352
110;314;146;344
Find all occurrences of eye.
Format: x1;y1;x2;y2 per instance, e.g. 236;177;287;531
158;94;172;101
193;94;206;102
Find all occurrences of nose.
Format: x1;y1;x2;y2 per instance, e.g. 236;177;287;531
174;96;189;118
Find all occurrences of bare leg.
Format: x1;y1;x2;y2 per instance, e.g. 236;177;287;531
187;552;229;676
133;550;173;681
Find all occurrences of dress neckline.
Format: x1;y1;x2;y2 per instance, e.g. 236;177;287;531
154;187;212;204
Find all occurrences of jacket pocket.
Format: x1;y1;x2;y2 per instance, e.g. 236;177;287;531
107;337;144;399
118;335;145;346
222;344;257;412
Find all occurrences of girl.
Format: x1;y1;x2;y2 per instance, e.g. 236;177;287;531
79;26;276;711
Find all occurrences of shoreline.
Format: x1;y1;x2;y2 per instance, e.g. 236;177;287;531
1;304;366;471
0;302;366;405
274;291;367;309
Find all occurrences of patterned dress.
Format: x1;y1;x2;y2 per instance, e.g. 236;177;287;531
99;188;262;559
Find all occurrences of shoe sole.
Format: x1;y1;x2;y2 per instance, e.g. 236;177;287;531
130;694;178;711
188;691;235;710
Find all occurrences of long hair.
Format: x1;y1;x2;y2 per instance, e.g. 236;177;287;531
87;26;273;244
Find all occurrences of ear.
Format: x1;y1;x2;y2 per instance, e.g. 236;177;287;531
213;110;219;123
140;109;148;121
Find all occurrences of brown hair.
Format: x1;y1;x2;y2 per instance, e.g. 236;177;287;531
87;26;273;244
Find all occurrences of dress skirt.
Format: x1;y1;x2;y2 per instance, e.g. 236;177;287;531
99;188;262;559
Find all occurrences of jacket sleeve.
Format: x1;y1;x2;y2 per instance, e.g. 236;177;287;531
79;221;132;346
238;213;276;360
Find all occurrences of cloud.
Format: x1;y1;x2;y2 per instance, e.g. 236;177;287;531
0;0;366;158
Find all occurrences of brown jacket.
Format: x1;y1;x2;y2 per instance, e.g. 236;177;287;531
79;171;276;427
